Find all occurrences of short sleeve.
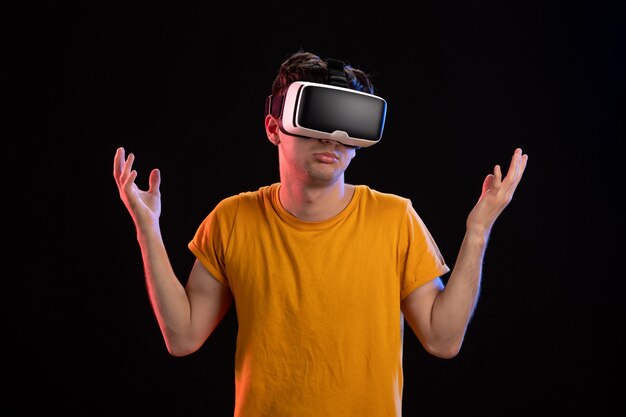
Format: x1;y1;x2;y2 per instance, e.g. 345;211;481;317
188;198;238;287
399;201;450;299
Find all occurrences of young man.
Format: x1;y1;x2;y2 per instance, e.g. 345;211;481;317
113;51;528;416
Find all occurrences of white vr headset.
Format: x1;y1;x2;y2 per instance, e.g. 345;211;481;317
264;60;387;148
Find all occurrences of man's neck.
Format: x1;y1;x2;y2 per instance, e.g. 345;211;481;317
278;180;355;222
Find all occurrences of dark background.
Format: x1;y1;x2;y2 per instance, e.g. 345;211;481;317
20;1;624;415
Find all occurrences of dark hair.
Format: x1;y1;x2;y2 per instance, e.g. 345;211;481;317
271;51;375;97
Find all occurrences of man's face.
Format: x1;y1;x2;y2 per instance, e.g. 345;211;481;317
276;131;357;187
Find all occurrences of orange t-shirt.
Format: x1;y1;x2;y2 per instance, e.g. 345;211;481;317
189;183;449;417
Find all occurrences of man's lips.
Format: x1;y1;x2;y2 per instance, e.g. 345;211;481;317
314;152;339;163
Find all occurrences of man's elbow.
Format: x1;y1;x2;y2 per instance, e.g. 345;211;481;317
164;335;204;357
167;344;197;357
423;338;463;359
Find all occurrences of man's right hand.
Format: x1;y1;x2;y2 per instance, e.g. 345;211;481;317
113;147;162;231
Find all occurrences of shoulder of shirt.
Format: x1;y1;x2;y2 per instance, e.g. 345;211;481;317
356;184;412;207
214;184;276;208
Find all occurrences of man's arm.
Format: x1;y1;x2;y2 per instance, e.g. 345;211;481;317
113;147;233;356
137;229;233;357
402;148;528;358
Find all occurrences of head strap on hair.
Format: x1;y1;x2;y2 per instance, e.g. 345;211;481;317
325;58;348;88
265;57;350;118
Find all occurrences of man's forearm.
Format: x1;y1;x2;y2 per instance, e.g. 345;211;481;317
136;227;192;347
431;227;490;349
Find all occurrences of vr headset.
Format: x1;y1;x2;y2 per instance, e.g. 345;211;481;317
264;58;387;148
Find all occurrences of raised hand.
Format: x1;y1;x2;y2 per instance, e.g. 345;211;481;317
113;147;162;231
466;148;529;236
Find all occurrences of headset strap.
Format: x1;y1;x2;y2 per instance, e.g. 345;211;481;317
265;94;279;118
265;57;349;117
326;58;348;88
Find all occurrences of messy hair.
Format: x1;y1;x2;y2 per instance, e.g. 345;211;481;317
271;51;375;97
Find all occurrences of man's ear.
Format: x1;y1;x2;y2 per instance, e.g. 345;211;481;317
265;115;281;146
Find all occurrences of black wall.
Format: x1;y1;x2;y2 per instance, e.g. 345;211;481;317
21;1;625;415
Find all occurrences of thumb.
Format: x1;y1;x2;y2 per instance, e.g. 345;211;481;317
148;168;161;194
481;174;494;196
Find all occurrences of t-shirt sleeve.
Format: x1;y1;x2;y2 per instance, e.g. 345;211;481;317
399;201;450;300
188;198;236;287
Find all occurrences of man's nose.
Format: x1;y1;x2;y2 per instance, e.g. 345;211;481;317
318;138;339;146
